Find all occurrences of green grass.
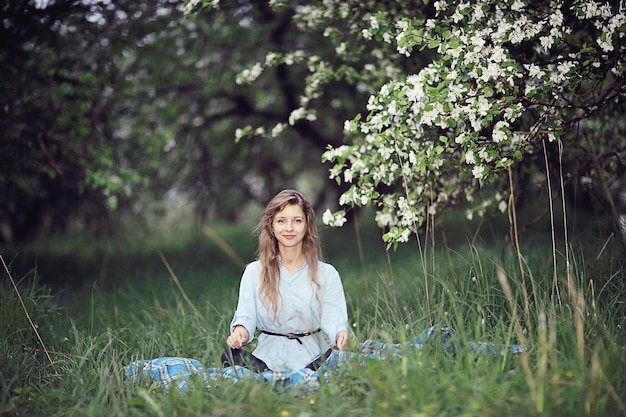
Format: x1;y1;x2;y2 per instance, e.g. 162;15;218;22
1;217;625;417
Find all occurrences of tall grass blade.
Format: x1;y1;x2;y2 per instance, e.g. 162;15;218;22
158;251;205;330
204;225;246;268
496;265;537;409
508;166;533;337
1;255;56;372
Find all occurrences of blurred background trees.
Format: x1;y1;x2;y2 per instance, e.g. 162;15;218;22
1;0;625;246
0;0;365;243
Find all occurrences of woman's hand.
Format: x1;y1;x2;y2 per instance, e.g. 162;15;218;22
335;330;348;350
227;325;249;349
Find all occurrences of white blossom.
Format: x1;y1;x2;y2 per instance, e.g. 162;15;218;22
369;15;379;30
511;0;524;11
492;121;509;143
540;35;554;51
271;123;286;138
344;169;354;183
288;107;316;125
322;209;347;227
237;62;263;84
472;165;486;179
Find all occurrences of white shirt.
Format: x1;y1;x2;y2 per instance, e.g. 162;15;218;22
230;259;348;371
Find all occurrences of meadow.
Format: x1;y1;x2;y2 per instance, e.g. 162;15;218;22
1;212;625;417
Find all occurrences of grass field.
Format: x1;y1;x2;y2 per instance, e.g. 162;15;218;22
1;214;625;417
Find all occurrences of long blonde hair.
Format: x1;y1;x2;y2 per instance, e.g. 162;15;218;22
256;189;322;317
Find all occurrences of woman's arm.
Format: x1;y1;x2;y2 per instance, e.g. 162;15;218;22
228;263;259;344
319;264;349;349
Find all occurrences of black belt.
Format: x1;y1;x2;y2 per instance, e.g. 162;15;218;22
261;328;321;344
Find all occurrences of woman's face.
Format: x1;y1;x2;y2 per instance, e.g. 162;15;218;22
271;204;307;250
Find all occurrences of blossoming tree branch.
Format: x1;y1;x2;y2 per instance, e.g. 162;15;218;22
186;0;625;246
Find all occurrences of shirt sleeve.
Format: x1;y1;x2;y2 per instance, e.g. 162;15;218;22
318;263;349;345
230;262;259;344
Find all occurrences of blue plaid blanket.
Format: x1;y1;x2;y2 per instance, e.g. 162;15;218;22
125;325;525;393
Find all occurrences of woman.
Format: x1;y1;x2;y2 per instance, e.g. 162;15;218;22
221;189;349;372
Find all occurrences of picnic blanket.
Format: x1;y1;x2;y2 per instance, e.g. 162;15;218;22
125;324;526;393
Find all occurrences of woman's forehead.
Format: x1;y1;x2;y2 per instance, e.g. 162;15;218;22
274;204;305;217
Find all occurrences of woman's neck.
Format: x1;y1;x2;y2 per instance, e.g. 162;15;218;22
279;247;305;269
